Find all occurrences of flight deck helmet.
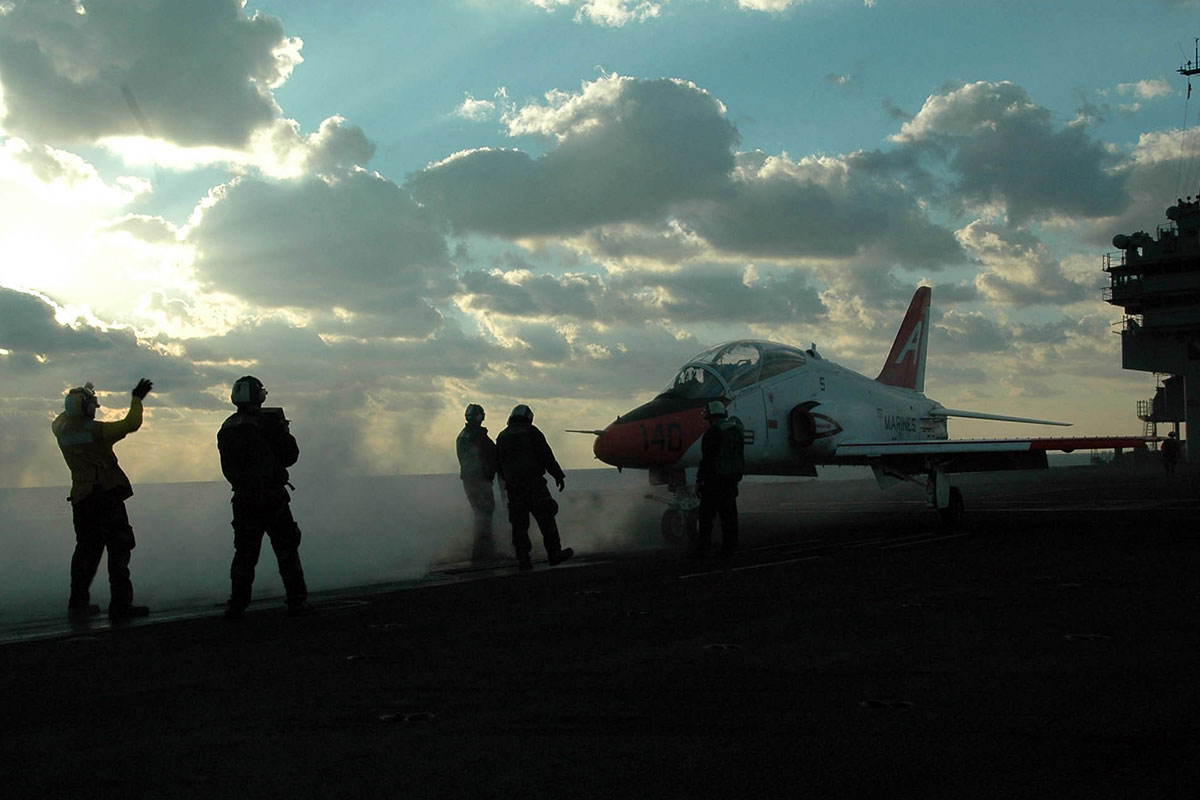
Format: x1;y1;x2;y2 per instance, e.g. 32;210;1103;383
231;375;267;407
509;403;534;424
465;403;485;424
64;382;99;417
703;400;728;420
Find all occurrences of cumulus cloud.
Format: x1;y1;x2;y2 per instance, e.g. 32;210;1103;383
0;286;206;422
0;0;300;148
736;0;803;11
932;308;1011;355
411;75;737;237
890;81;1128;224
458;263;824;326
283;116;376;176
95;114;376;179
0;136;150;206
456;93;497;122
413;74;961;270
957;221;1092;307
686;151;963;264
528;0;662;26
524;0;879;26
187;170;455;334
459;270;603;319
0;285;133;357
1114;78;1173;100
1081;127;1200;249
99;214;179;245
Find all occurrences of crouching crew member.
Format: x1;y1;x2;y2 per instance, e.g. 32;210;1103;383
217;376;313;619
495;404;573;571
457;403;501;562
692;400;745;558
52;378;154;620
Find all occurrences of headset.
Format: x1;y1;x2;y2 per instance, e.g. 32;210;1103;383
231;376;267;406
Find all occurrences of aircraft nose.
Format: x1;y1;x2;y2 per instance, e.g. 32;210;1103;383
592;406;709;469
593;422;624;466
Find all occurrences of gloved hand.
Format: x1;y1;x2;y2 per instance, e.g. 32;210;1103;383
132;378;153;399
555;475;566;492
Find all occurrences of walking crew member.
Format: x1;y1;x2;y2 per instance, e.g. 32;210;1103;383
217;376;313;619
52;378;154;620
457;403;501;562
692;400;745;558
495;404;574;571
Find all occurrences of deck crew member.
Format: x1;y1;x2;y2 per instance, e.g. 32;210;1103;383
217;376;313;619
52;378;155;620
692;400;745;558
495;404;574;571
457;403;500;562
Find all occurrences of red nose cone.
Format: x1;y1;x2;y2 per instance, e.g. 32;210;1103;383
593;410;708;469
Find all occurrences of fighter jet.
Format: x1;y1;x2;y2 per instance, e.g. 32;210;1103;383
578;287;1147;539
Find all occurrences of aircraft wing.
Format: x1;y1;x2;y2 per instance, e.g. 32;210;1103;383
835;436;1149;474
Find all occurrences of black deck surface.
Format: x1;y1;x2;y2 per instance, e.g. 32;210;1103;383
2;465;1197;799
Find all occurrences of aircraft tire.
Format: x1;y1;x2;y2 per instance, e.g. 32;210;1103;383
938;486;964;527
661;508;698;543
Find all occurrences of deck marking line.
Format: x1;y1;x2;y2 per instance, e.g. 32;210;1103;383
880;532;969;550
730;556;820;572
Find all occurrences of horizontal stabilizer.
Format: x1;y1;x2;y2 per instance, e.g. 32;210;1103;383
933;408;1071;427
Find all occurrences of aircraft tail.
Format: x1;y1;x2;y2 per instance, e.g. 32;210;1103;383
875;286;931;392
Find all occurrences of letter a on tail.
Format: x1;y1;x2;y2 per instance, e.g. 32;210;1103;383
875;286;930;392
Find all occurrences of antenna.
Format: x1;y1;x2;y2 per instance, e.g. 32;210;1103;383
1181;37;1200;77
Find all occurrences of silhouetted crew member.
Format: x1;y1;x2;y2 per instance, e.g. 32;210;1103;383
693;400;745;558
457;403;500;562
1162;430;1182;478
217;376;313;619
52;378;154;620
495;404;574;571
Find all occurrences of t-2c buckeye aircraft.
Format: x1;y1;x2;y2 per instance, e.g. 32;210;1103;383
576;287;1147;540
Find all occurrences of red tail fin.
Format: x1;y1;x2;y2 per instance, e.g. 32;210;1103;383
875;286;930;392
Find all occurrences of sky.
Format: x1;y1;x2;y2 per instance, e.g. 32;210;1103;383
3;0;1200;489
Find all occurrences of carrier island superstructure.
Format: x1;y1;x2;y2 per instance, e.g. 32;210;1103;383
1105;197;1200;458
1101;46;1200;460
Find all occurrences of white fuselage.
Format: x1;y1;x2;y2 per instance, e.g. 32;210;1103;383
677;358;947;475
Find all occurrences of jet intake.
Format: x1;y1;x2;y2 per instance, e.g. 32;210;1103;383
789;405;817;448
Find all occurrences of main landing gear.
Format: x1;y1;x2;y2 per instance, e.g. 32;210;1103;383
927;465;964;526
660;505;698;543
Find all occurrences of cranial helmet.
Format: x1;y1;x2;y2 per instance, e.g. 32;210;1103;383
465;403;485;423
509;403;534;424
231;375;267;407
703;400;728;419
64;382;99;417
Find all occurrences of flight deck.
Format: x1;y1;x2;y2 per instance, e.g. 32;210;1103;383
2;464;1196;798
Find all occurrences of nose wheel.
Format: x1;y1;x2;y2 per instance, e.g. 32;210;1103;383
661;507;698;543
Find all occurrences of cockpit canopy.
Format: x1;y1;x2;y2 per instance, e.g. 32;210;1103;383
660;340;809;399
